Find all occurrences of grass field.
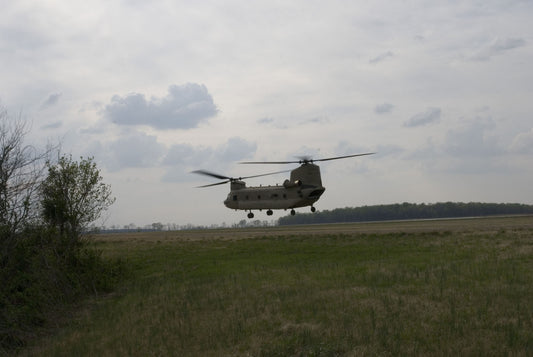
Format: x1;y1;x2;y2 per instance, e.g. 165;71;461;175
22;216;533;356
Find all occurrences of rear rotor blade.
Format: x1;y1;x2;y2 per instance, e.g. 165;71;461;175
240;152;375;165
239;169;292;180
312;152;375;162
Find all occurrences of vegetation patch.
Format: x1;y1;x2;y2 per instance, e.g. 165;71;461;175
279;202;533;225
1;111;121;354
23;223;533;356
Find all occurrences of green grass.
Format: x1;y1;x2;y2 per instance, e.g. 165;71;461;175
22;223;533;356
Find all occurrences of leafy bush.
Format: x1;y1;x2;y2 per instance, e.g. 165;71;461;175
0;227;125;352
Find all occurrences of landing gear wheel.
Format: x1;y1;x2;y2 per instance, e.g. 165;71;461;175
311;206;316;213
247;212;254;219
290;209;296;216
267;210;273;216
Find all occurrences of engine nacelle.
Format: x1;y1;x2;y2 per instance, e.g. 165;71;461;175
283;179;302;188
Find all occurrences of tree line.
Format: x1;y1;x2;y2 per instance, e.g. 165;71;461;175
1;108;120;353
278;202;533;225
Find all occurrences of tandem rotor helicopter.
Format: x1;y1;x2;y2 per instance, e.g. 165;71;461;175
192;153;375;219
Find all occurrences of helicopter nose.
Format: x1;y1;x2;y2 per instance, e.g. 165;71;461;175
224;195;236;209
308;188;325;198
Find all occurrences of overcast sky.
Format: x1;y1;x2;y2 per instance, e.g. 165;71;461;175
1;1;532;228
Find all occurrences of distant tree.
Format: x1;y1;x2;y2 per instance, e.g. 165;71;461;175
152;222;163;231
40;155;115;241
278;202;533;225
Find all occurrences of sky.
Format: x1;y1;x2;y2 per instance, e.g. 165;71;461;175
1;0;532;228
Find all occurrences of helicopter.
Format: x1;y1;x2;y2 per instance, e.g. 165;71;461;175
192;153;374;219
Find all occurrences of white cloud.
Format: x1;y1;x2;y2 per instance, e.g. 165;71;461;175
104;84;218;129
215;137;257;162
407;116;512;175
443;117;502;157
257;117;274;124
509;128;533;154
404;108;441;127
469;37;526;61
160;137;257;182
40;93;62;109
102;131;166;171
2;1;533;226
369;51;394;64
163;144;211;167
374;103;394;114
41;121;62;130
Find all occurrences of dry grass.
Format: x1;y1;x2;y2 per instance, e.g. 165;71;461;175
21;216;533;356
95;215;533;242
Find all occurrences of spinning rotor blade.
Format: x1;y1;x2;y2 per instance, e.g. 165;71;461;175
240;152;375;165
192;170;231;181
239;160;299;164
197;180;231;188
192;169;291;188
312;152;375;162
240;169;291;180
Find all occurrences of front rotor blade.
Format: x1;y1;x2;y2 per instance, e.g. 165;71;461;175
196;180;230;188
191;170;231;180
239;160;300;164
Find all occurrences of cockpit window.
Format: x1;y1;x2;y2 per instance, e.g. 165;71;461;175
309;189;325;198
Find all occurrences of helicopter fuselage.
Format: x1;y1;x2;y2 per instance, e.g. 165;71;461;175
224;181;325;211
193;154;374;219
223;163;325;214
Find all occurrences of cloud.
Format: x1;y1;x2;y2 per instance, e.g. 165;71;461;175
469;37;526;61
404;108;441;127
163;137;257;166
509;128;533;154
104;83;218;129
162;137;257;182
374;144;404;157
40;93;62;109
409;117;510;175
215;137;257;162
163;144;212;167
408;116;501;160
103;131;166;171
41;121;62;130
374;103;394;114
369;51;394;64
257;117;274;124
299;116;329;125
443;117;501;157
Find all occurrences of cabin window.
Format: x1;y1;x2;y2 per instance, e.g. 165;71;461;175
271;193;278;198
233;195;237;201
258;195;261;200
245;195;249;200
283;194;287;199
